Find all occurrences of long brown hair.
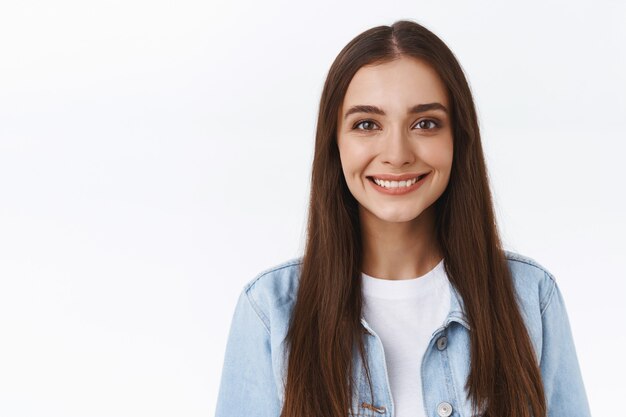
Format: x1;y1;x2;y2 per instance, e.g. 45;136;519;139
281;20;546;417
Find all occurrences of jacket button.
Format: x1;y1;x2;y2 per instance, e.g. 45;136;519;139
437;401;453;417
436;336;448;350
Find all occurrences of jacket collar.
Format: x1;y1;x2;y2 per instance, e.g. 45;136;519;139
444;279;470;331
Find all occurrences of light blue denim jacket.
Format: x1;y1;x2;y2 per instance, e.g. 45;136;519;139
215;251;591;417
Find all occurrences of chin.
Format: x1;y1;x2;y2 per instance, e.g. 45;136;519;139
372;209;424;224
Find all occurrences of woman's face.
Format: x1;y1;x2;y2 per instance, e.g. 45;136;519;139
336;55;453;226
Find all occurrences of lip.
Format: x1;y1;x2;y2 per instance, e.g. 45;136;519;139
367;172;430;195
367;172;429;181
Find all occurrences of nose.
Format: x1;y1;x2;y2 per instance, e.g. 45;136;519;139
380;126;416;167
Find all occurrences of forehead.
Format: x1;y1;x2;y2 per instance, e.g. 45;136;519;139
341;56;449;113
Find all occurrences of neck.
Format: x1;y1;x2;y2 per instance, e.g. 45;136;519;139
360;204;442;280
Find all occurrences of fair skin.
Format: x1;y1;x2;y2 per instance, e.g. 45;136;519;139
336;55;454;280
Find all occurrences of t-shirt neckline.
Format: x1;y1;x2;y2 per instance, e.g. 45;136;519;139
361;258;446;300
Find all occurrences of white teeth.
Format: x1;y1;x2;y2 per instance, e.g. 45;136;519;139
372;176;420;188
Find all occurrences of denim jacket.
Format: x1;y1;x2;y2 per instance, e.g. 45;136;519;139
215;251;591;417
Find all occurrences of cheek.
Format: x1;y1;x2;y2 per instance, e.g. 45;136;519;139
338;142;370;176
422;136;453;172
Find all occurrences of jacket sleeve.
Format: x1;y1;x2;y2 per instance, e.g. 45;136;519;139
215;288;281;417
539;275;592;416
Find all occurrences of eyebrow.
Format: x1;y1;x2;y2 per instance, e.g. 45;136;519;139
343;103;448;120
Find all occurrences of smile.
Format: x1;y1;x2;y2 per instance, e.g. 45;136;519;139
367;172;430;195
368;173;429;188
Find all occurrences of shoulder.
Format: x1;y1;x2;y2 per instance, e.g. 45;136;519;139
239;257;303;332
503;249;558;316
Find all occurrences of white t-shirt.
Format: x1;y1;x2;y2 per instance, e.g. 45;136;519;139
361;258;450;417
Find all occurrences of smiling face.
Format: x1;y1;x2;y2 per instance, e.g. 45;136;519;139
336;55;454;228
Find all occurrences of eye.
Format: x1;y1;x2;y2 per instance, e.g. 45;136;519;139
414;119;439;130
351;118;440;131
352;120;379;131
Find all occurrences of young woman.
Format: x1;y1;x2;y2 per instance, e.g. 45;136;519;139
215;20;591;417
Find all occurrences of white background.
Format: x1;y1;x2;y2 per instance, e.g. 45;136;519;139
1;1;624;416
